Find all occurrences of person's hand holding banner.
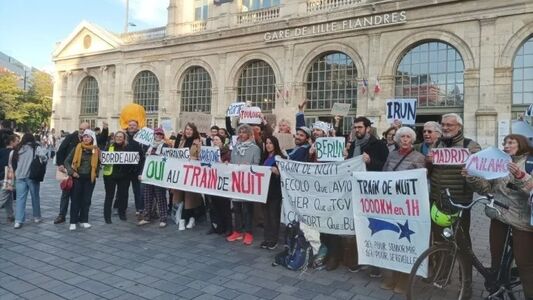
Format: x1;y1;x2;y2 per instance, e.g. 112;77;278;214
464;146;511;180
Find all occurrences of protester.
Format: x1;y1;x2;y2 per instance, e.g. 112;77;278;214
277;119;292;134
138;128;169;228
207;134;232;235
414;121;442;156
0;134;18;223
94;123;109;150
428;113;481;298
260;136;285;250
382;126;398;152
54;122;90;224
64;129;100;231
0;120;14;149
464;134;533;299
380;127;425;294
103;131;133;224
226;124;261;245
346;116;389;276
173;123;203;230
125;120;145;218
205;125;220;146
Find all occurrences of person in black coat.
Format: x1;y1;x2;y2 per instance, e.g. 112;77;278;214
53;122;90;224
0;120;14;149
124;120;146;217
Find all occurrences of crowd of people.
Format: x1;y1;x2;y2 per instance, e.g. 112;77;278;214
0;99;532;299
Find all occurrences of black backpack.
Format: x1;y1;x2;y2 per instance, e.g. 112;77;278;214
272;221;312;271
29;147;47;182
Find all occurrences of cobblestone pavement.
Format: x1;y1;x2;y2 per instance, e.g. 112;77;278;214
0;163;498;299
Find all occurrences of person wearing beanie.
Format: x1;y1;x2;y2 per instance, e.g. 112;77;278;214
64;129;100;231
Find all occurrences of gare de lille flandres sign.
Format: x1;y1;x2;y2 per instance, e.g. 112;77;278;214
264;11;407;42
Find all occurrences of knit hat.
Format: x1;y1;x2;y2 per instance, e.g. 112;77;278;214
296;126;312;138
312;121;331;137
82;129;97;146
154;127;165;136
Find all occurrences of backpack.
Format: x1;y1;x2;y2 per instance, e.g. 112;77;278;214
272;221;312;271
29;147;47;182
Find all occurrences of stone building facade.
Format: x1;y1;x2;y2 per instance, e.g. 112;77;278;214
52;0;533;147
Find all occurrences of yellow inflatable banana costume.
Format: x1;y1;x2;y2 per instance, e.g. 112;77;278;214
120;104;146;129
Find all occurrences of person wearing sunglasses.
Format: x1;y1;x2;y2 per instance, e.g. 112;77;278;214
414;121;442;157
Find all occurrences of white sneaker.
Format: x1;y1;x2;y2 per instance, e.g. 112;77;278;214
14;222;22;229
69;224;77;231
186;217;195;229
80;223;91;229
33;218;42;223
159;222;167;228
178;220;186;231
138;220;150;226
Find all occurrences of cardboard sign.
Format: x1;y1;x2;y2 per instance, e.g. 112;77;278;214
239;107;262;124
161;148;190;160
430;148;470;165
274;132;296;150
352;169;430;277
179;112;212;134
465;147;511;180
100;151;140;165
133;127;154;146
315;137;345;162
278;156;366;235
160;119;174;134
386;99;417;125
141;156;272;203
331;103;351;117
227;102;246;117
199;146;221;165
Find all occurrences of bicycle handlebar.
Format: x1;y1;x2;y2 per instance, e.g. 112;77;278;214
443;188;509;211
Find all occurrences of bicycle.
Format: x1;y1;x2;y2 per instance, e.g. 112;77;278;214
407;188;523;300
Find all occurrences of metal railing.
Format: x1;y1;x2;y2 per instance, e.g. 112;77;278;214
237;6;280;25
120;26;166;43
307;0;367;13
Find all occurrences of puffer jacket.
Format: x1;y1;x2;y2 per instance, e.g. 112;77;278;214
429;132;481;204
466;155;533;232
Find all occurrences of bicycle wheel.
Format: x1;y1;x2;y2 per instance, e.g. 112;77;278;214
407;244;468;300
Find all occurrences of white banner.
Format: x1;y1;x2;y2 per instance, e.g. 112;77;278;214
315;137;345;162
227;102;246;117
239;107;262;124
141;156;272;203
161;148;190;160
100;151;140;165
430;148;470;165
352;169;430;276
199;146;221;165
386;99;417;125
278;156;365;235
465;146;511;180
133;127;154;146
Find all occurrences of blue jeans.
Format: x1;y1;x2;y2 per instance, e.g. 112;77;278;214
15;178;41;223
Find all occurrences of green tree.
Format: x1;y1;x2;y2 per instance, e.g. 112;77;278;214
0;72;24;123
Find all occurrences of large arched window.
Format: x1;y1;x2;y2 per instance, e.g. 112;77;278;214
181;66;212;113
80;76;98;116
133;70;159;113
237;60;276;111
305;52;357;111
513;36;533;104
395;41;464;108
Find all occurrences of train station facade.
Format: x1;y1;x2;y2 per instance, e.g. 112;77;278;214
52;0;533;146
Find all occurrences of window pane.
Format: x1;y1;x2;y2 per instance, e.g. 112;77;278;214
80;76;99;116
394;41;464;108
304;52;358;112
181;67;212;113
236;60;276;111
513;37;533;104
133;71;159;113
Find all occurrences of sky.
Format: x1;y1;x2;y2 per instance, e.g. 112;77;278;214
0;0;168;72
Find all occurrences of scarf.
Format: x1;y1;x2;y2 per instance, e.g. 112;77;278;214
235;140;254;157
440;131;464;147
72;143;99;183
147;140;164;155
353;133;371;157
